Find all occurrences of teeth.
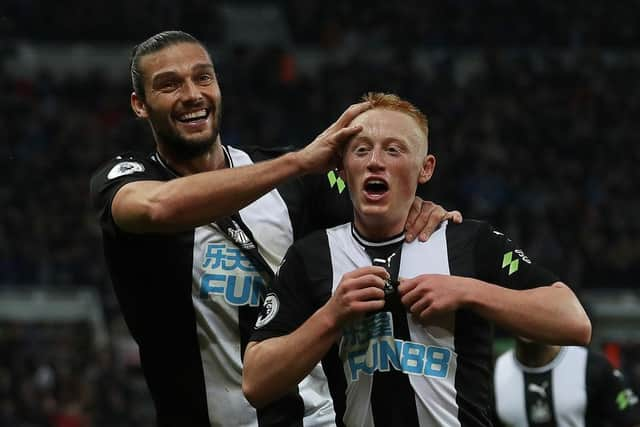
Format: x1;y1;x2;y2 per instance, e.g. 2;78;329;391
367;179;385;185
179;109;208;121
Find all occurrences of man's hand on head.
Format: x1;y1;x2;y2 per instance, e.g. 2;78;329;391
295;102;372;174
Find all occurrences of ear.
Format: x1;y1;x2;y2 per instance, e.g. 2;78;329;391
418;154;436;184
131;91;149;118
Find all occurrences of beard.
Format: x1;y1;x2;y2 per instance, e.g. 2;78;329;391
149;104;222;161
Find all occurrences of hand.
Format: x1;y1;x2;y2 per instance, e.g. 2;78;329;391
404;199;463;242
398;274;469;323
295;102;371;174
323;266;388;327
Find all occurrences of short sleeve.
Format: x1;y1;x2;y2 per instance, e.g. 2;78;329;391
475;222;559;290
586;351;640;426
250;244;318;341
89;152;166;234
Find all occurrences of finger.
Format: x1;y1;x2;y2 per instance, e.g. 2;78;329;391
418;306;436;322
445;210;463;224
400;287;422;308
397;278;417;295
351;299;386;314
349;286;386;302
343;266;389;281
409;298;431;316
418;206;447;242
332;125;363;145
333;102;372;128
404;198;425;242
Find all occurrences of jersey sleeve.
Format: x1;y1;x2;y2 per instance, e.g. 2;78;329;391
89;152;165;235
250;243;319;341
586;351;640;426
302;171;354;231
475;222;559;290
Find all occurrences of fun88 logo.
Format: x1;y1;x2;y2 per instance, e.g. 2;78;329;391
199;243;265;306
344;312;451;381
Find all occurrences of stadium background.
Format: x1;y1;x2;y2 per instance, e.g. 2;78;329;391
2;1;640;425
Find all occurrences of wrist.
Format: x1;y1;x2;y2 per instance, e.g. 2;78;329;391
315;305;343;341
460;276;483;309
284;151;308;176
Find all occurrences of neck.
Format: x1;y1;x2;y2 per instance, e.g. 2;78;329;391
515;340;562;368
353;216;405;242
157;135;225;175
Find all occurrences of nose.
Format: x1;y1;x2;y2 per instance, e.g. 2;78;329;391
366;147;385;171
181;79;203;103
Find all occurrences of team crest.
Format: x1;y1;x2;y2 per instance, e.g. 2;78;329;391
255;293;279;328
227;220;256;250
107;161;145;179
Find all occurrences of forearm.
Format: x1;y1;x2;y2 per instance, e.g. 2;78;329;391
115;151;304;233
465;279;591;345
243;306;341;408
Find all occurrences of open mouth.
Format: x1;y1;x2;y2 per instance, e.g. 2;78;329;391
176;108;210;123
364;178;389;196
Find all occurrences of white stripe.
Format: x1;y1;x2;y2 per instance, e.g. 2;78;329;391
552;347;587;427
400;222;461;427
494;350;529;427
328;221;461;426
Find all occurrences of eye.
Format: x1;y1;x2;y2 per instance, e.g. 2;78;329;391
353;145;370;156
386;145;402;155
159;80;180;92
197;73;214;85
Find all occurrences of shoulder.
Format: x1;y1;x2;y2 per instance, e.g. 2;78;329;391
90;151;161;183
89;151;166;215
237;144;295;162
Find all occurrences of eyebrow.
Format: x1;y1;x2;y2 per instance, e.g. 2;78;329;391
151;63;215;85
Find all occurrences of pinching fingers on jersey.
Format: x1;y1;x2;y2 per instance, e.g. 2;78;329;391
398;274;464;322
326;266;387;325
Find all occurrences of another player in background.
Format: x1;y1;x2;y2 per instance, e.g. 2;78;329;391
493;337;640;427
243;92;591;426
90;31;460;427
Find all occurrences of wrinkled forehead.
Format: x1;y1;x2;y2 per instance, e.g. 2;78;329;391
140;42;214;76
351;108;427;149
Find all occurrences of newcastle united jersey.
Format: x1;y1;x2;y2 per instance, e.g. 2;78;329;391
252;220;559;427
90;145;351;427
494;346;640;427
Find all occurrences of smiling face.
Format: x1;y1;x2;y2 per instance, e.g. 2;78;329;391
341;108;435;240
131;42;222;159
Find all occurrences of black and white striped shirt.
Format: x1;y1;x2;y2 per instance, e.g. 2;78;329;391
252;220;558;426
494;346;640;427
90;145;352;427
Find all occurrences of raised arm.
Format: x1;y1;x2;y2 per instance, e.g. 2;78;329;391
112;102;370;233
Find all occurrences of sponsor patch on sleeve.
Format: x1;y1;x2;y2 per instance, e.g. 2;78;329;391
107;161;145;180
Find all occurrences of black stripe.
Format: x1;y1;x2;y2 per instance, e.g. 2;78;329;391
524;371;556;426
364;243;420;427
447;222;494;427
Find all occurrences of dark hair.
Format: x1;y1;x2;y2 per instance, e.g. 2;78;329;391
129;30;203;102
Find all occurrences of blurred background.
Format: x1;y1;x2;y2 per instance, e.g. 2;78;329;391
2;1;640;425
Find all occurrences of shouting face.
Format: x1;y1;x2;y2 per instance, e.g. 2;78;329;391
342;108;435;239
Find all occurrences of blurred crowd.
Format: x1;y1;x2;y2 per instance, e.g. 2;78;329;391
5;0;640;47
3;1;640;425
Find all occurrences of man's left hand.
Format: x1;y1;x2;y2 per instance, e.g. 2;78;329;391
405;198;462;242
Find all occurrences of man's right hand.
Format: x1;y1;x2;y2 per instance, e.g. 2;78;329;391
323;265;388;327
295;101;371;174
